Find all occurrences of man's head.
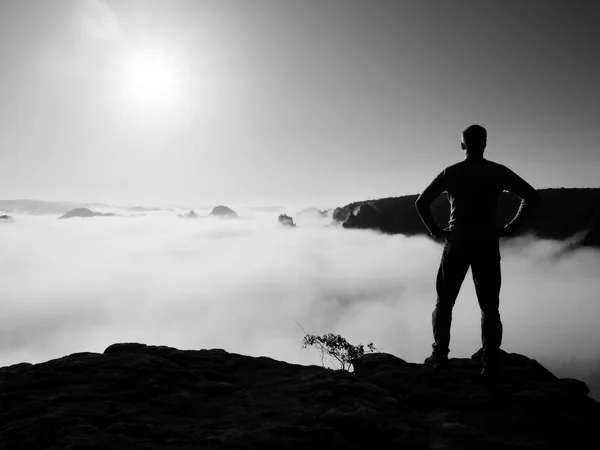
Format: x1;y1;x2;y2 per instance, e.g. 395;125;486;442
461;124;487;157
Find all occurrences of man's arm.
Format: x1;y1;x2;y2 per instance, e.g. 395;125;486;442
501;169;541;236
415;170;446;238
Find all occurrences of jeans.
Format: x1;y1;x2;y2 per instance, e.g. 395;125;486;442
432;238;503;363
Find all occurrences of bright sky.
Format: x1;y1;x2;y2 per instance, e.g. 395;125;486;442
0;0;598;208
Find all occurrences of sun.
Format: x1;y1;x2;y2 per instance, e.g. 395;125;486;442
123;50;179;108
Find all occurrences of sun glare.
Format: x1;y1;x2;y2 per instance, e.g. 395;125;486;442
123;50;180;108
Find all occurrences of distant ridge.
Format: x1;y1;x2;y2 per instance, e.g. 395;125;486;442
0;200;80;215
59;208;116;219
333;188;600;248
0;200;178;215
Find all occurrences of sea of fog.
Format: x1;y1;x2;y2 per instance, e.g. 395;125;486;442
1;208;599;386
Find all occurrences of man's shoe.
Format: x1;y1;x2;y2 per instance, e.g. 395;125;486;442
424;353;449;369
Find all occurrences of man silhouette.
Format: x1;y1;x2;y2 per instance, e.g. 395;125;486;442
415;125;540;375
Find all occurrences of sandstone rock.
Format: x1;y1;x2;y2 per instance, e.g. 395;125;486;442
581;211;600;247
343;203;382;231
177;210;199;219
0;342;597;449
59;208;116;219
278;213;296;227
208;205;239;219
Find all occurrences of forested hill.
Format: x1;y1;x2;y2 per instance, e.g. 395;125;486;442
333;188;600;247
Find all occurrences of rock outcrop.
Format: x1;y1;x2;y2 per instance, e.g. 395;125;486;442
334;188;600;247
0;343;597;449
580;211;600;247
0;214;12;220
208;205;239;219
59;208;116;219
297;207;329;218
178;210;199;219
278;213;296;227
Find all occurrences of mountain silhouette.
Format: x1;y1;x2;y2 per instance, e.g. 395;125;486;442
0;200;81;215
278;213;296;227
333;188;600;247
209;205;239;219
59;208;116;219
178;210;200;219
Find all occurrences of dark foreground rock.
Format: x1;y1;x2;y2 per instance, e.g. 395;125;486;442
0;343;597;450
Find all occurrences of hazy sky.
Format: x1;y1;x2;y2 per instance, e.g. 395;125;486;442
0;0;598;207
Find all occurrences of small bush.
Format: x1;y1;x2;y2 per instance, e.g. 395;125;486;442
296;321;378;373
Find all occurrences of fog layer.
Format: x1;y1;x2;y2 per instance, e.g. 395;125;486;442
1;211;599;371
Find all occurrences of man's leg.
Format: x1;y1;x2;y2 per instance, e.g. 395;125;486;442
471;239;503;368
431;239;471;358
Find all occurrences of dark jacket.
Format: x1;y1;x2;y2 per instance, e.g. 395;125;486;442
415;157;541;240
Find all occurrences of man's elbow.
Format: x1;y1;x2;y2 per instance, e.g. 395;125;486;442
415;196;426;214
